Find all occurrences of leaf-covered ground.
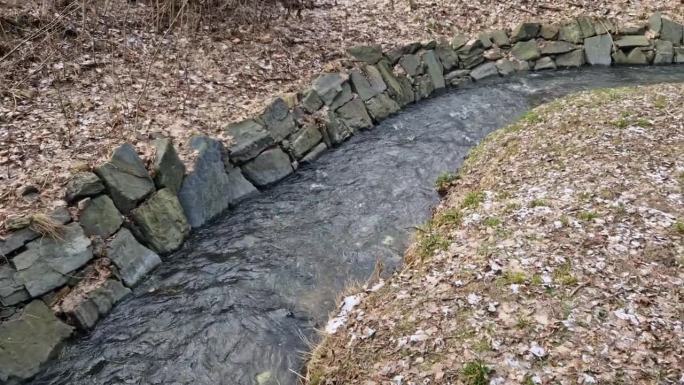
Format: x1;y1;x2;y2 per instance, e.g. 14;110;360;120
1;0;682;232
307;84;684;385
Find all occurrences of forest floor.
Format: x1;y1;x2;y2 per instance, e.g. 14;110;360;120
1;0;682;232
306;83;684;385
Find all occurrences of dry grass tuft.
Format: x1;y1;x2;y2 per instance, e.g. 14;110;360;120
29;213;65;239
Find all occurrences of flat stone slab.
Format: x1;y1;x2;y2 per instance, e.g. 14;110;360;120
13;223;93;298
67;279;130;330
79;195;123;238
94;143;155;213
107;228;161;287
178;136;256;228
435;44;459;71
511;40;541;61
398;54;423;77
540;41;577;55
131;188;190;254
470;62;499;80
226;119;275;164
326;97;373;144
0;264;29;306
65;172;104;203
534;57;557;71
312;73;349;106
0;208;71;258
511;22;540;41
556;49;585;67
152;138;185;193
661;17;683;45
300;143;327;164
241;147;293;187
0;300;73;383
559;21;583;43
615;35;651;48
350;69;382;101
584;34;612;66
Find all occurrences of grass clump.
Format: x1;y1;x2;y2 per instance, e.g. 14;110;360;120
503;270;527;284
553;262;578;286
416;228;450;260
462;191;485;209
673;221;684;235
578;211;599;221
529;198;548;208
521;110;543;124
483;217;501;227
434;208;463;228
435;172;458;195
461;360;491;385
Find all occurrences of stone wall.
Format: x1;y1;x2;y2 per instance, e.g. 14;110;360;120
0;12;682;384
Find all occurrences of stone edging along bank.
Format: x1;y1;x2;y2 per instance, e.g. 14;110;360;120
1;12;683;383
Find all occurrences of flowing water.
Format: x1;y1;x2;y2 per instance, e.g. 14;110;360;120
30;67;684;385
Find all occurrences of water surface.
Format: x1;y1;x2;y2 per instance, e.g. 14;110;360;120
32;66;684;385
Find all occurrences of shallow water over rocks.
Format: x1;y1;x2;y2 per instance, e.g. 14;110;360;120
31;66;684;385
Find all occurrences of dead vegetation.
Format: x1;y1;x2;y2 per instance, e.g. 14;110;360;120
306;83;684;384
0;0;682;232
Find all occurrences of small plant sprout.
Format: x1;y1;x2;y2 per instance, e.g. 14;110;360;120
435;172;458;195
461;360;491;385
434;208;463;228
529;198;548;208
462;191;485;209
578;211;599;221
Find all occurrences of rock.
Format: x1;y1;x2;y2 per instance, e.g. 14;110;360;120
584;34;612;66
649;12;663;34
0;265;30;306
511;40;541;61
421;40;437;50
224;162;258;203
301;89;323;113
94;144;155;213
612;49;629;65
385;43;420;64
365;93;400;121
70;299;100;329
398;54;423;77
89;279;130;315
107;228;161;287
512;59;531;72
540;41;576;55
619;24;647;35
329;82;354;111
577;16;596;38
414;75;434;101
5;216;30;231
470;62;499;80
451;35;468;50
226;119;274;164
350;69;382;101
65;172;104;203
363;65;388;96
178;136;256;228
478;32;493;49
675;47;684;63
444;69;471;81
555;49;585;68
624;48;649;65
593;19;613;35
375;61;410;106
495;59;515;76
289;124;323;159
326;98;373;144
422;50;445;89
347;45;383;64
540;24;559;40
559;22;583;44
13;223;92;298
241;147;293;187
661;18;683;45
489;30;510;47
0;300;73;383
459;49;485;69
653;40;674;64
0;209;71;258
78;195;123;238
312;73;349;106
397;75;415;105
261;97;297;142
131;188;190;254
534;57;557;70
300;143;327;164
435;44;459;71
511;23;540;42
615;35;651;48
152;138;185;193
483;48;503;61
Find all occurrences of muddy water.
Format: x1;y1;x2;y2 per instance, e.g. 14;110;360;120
31;66;684;385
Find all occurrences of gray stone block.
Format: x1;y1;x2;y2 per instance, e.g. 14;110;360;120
350;69;381;101
0;300;73;383
414;74;434;101
329;82;354;111
495;59;515;76
470;62;499;80
65;172;104;203
301;89;323;113
540;24;559;40
0;264;30;306
79;195;123;238
261;97;297;142
534;57;557;71
347;45;383;64
152;138;185;193
94;143;155;213
555;49;585;68
540;41;577;55
615;35;651;48
654;40;674;64
584;34;612;66
559;22;583;44
422;50;446;89
226;119;274;164
577;16;596;38
300;143;328;164
289;124;323;159
89;279;130;315
511;23;540;41
398;54;423;77
241;147;293;187
13;223;93;298
131;188;190;254
312;73;349;106
661;17;683;45
511;40;541;61
71;299;100;330
435;44;459;71
107;228;161;287
365;93;400;121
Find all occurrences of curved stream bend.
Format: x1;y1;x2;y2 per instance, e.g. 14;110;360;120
32;67;684;385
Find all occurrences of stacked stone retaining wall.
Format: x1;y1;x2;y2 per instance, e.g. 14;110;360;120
0;12;683;383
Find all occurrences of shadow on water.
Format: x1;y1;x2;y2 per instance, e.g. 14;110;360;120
31;66;684;385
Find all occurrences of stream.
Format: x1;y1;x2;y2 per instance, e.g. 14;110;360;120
30;66;684;385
